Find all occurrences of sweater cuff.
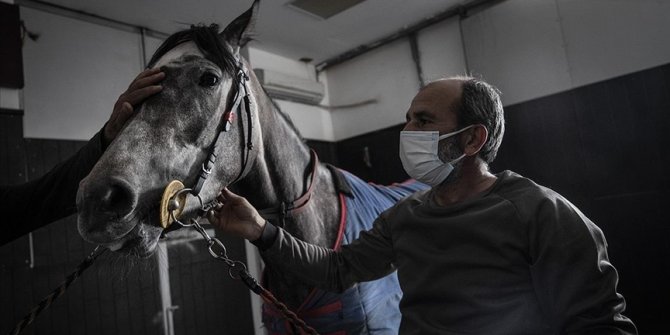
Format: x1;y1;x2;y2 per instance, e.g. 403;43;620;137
251;221;277;251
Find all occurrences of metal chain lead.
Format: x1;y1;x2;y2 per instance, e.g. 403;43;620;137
167;195;319;334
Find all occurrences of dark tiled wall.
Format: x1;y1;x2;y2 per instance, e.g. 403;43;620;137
312;124;410;185
167;233;252;335
0;109;25;185
490;64;670;334
0;124;164;335
0;3;24;88
0;112;252;334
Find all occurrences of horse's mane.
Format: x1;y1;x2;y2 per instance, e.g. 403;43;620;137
263;86;306;143
147;24;237;77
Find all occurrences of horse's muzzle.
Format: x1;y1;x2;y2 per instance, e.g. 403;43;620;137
76;175;139;243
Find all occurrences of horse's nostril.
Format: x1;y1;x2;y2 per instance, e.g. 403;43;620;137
96;179;137;218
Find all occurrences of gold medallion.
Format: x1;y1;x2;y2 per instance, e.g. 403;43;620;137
159;180;187;228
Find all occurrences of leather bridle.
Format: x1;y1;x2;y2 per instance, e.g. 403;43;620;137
191;58;255;197
160;57;255;233
162;56;319;232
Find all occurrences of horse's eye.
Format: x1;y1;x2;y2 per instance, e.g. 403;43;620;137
199;72;219;87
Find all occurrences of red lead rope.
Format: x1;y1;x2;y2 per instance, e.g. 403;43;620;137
260;288;319;335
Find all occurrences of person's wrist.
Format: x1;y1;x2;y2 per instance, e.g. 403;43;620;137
251;218;266;240
250;220;277;251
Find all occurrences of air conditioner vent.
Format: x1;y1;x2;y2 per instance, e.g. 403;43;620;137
254;68;324;105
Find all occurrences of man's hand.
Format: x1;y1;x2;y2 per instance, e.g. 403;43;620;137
103;68;165;146
207;188;266;241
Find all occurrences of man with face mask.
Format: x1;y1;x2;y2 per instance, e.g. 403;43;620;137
209;77;637;334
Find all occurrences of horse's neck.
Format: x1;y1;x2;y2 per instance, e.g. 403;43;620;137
234;93;342;307
236;98;309;205
234;97;340;246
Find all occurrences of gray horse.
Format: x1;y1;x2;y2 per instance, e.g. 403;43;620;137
77;1;426;333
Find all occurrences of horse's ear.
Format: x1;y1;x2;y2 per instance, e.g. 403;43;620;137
221;0;259;51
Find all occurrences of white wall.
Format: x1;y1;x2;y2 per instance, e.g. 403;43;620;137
462;0;670;106
16;0;670;141
417;17;468;83
144;35;165;66
557;0;670;88
327;39;420;141
461;0;572;106
325;16;466;141
18;6;332;142
21;8;145;140
0;88;20;110
247;47;334;141
323;0;670;139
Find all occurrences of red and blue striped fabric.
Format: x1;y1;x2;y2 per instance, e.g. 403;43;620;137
263;168;428;334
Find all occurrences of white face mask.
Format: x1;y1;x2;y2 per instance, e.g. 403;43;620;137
399;125;474;186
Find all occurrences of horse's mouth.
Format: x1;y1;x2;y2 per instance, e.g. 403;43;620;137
100;222;162;258
112;236;156;258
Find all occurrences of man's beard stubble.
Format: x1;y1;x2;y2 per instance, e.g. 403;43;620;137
437;137;465;187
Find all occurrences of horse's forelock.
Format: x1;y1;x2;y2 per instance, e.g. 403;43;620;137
148;24;237;76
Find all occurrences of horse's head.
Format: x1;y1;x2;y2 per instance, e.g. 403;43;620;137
77;1;261;257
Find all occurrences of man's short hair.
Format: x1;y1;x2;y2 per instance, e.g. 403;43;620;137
454;77;505;163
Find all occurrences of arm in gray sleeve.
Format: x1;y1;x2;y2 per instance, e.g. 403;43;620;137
260;215;396;293
528;193;637;334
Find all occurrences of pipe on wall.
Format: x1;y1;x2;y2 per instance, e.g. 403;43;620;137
315;0;506;72
15;0;168;39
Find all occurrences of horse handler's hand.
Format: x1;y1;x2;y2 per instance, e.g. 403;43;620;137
103;68;165;146
208;188;267;241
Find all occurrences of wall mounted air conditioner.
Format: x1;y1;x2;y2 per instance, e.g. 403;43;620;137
253;68;324;105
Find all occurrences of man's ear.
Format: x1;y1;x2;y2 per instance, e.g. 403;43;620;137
220;0;259;53
463;125;488;156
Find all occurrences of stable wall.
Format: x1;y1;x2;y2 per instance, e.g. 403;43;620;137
18;7;330;142
324;1;670;333
0;0;20;110
462;0;670;106
12;1;670;142
21;7;147;140
326;16;468;141
247;47;333;141
326;0;670;138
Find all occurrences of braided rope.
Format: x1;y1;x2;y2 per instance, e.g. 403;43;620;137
9;246;106;335
259;287;319;335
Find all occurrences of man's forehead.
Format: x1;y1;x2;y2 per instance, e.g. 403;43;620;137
426;79;463;99
405;80;462;125
412;80;462;108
